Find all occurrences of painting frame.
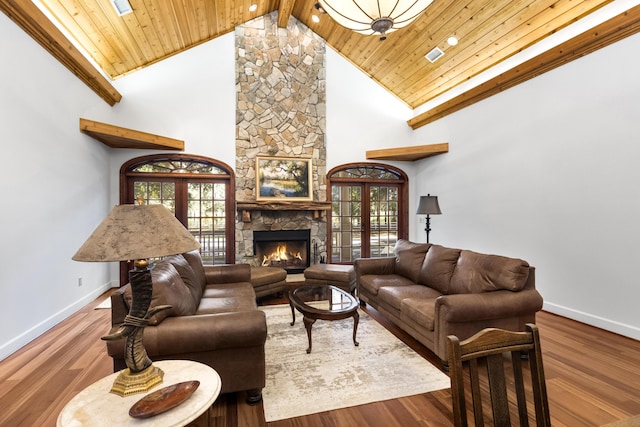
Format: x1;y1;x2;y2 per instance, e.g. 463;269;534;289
256;156;313;201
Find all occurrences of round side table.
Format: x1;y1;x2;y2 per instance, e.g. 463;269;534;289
57;360;221;427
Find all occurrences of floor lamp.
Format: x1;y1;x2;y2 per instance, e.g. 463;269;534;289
417;194;441;244
73;204;200;396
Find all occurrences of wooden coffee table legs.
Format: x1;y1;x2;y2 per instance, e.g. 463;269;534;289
291;307;360;353
351;310;360;348
303;316;315;354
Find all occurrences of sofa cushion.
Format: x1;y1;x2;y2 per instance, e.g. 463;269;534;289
394;239;431;283
401;298;437;331
203;282;257;300
359;274;416;296
449;250;530;294
124;261;197;325
417;244;461;294
182;250;207;290
378;285;442;311
165;253;203;306
197;294;258;314
251;266;287;287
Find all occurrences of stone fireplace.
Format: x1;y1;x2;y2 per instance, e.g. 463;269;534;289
234;12;327;268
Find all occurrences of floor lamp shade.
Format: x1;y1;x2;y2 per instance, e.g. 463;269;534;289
416;195;441;216
73;204;200;396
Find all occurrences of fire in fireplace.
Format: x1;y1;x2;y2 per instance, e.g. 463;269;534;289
253;229;310;274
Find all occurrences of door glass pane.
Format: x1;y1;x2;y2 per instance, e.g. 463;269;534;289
188;182;226;265
134;181;176;213
331;185;361;262
369;185;398;257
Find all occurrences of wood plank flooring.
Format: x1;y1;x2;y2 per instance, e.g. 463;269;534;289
1;291;639;426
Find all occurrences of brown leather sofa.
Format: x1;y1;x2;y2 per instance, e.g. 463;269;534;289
355;240;543;366
106;250;267;403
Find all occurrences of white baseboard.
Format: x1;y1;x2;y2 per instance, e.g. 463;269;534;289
543;302;640;341
0;282;115;361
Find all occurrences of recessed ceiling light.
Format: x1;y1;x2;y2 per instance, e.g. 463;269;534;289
249;4;258;12
312;15;320;23
111;0;133;16
447;36;459;46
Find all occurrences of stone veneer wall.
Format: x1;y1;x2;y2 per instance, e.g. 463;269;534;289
235;12;327;266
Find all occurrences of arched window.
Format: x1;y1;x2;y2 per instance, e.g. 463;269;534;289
327;163;408;263
120;154;235;283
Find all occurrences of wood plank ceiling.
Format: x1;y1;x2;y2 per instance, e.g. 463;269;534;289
33;0;617;111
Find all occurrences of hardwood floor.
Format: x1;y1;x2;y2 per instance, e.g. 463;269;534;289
1;291;639;427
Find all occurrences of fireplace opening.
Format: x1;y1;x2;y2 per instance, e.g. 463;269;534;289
254;229;310;274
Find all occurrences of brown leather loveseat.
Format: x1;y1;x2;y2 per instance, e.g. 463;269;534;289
355;240;543;366
107;250;267;403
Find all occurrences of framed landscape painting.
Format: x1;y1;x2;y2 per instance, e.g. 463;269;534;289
256;156;312;201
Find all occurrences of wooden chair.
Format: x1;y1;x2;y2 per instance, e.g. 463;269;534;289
447;324;551;427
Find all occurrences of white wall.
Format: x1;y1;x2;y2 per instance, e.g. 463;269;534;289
412;32;640;339
0;13;115;359
325;47;427;225
81;33;238;204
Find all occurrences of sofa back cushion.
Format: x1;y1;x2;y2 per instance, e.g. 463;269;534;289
417;244;461;294
449;250;530;294
182;250;207;290
394;239;430;283
123;261;197;325
165;253;203;305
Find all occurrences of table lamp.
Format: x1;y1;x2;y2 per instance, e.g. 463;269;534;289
416;194;441;244
73;204;200;396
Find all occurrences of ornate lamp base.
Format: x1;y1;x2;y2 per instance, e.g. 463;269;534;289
109;364;165;397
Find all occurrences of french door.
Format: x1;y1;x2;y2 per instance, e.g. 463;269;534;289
328;163;408;264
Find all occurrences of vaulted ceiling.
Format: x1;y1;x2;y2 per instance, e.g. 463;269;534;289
2;0;640;127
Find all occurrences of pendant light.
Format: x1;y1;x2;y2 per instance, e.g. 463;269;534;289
317;0;433;40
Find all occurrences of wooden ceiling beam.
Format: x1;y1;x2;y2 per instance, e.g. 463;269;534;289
408;4;640;130
277;0;296;28
79;118;184;150
0;0;122;106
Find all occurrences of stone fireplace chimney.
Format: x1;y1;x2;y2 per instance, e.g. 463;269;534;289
235;12;327;267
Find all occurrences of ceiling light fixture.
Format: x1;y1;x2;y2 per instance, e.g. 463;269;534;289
111;0;133;16
317;0;433;41
447;36;459;46
249;4;258;12
312;15;321;24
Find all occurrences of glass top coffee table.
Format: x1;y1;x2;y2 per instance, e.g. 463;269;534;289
289;284;360;353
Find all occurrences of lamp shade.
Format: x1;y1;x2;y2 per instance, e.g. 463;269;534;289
318;0;433;39
416;195;441;215
73;204;200;262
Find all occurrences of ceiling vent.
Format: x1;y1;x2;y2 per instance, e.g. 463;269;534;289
425;47;445;63
111;0;133;16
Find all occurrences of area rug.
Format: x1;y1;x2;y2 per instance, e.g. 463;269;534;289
94;298;111;309
260;303;450;422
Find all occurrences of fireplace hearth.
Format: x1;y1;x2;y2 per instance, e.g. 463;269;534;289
254;229;311;274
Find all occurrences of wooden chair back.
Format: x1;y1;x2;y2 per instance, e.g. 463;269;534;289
447;324;551;427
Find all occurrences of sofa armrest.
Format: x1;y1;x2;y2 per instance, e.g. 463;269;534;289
107;310;267;358
354;257;396;277
110;286;129;326
204;263;251;284
435;289;543;323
